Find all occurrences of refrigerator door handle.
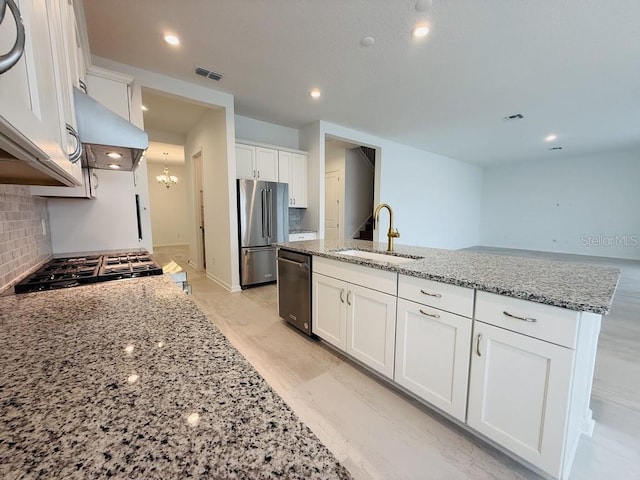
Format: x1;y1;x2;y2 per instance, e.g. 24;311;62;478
261;188;268;238
267;188;273;238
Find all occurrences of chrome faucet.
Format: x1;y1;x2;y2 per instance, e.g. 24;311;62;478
373;203;400;252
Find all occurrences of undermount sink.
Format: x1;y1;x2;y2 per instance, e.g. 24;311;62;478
336;249;421;265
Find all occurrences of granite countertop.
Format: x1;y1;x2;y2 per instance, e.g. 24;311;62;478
276;239;620;314
0;276;351;480
289;230;317;234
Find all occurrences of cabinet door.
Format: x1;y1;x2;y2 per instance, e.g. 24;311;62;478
467;321;574;478
278;150;291;183
394;299;471;421
290;152;307;207
255;147;278;181
44;0;82;183
312;273;347;350
235;144;255;179
346;283;397;378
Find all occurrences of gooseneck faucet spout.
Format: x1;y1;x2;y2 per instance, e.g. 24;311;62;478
373;203;400;252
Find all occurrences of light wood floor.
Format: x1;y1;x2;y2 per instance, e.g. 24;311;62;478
153;245;640;480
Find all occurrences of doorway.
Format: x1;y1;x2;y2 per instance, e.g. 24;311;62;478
324;137;375;241
193;150;206;269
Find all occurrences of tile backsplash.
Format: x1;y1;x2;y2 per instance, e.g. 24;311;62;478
0;185;51;292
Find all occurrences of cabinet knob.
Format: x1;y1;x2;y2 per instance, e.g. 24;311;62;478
0;0;26;75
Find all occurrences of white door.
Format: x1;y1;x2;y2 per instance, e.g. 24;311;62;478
346;283;397;379
394;299;472;421
324;170;340;240
235;144;255;179
312;273;347;350
467;321;574;478
255;147;278;181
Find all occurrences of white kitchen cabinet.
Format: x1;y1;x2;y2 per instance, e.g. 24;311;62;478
312;273;347;350
235;143;278;181
346;282;396;378
85;70;130;120
278;150;307;207
467;291;602;479
0;0;81;186
312;257;397;378
394;298;472;421
467;321;574;478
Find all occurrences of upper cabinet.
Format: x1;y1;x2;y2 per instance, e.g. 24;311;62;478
235;141;309;208
235;143;278;182
0;0;83;186
278;150;307;208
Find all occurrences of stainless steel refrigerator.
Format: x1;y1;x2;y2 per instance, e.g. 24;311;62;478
237;179;289;288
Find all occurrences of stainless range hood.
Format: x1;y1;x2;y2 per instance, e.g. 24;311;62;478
73;87;148;171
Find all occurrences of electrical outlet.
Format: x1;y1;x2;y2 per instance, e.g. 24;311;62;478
41;219;47;236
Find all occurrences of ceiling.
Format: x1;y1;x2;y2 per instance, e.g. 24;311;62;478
82;0;640;166
145;142;185;165
141;89;210;136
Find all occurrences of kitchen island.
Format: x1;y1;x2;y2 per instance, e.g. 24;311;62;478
0;276;351;480
277;239;620;480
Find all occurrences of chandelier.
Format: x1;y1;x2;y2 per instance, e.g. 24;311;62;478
156;152;178;189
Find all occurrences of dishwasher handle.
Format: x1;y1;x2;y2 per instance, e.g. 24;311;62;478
277;256;309;269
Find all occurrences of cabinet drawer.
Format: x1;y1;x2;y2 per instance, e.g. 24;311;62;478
398;275;474;318
475;291;580;348
313;256;397;296
289;232;318;242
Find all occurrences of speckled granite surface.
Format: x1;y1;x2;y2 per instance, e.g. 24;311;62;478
276;240;620;314
0;276;352;480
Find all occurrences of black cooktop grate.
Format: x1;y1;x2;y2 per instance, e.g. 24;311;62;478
14;252;163;294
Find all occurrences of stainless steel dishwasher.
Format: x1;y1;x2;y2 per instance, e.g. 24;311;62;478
277;249;312;336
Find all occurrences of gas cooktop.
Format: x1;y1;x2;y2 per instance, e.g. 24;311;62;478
14;251;163;294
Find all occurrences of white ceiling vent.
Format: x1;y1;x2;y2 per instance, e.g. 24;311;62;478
195;66;223;82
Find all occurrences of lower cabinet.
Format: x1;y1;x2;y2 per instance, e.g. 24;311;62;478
312;272;396;378
467;321;574;478
394;298;472;421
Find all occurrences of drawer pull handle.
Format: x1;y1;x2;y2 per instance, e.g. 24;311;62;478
419;309;440;319
339;289;345;303
503;311;537;323
420;289;441;298
476;333;482;356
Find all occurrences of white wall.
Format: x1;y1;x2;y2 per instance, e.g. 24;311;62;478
235;115;299;150
49;170;141;253
302;121;483;249
146;163;189;247
185;109;236;289
480;149;640;259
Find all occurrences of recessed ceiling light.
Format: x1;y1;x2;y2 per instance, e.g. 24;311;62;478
107;152;122;159
163;33;180;46
545;134;558;142
108;163;121;169
309;88;321;99
360;36;375;47
413;24;430;38
141;105;148;111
